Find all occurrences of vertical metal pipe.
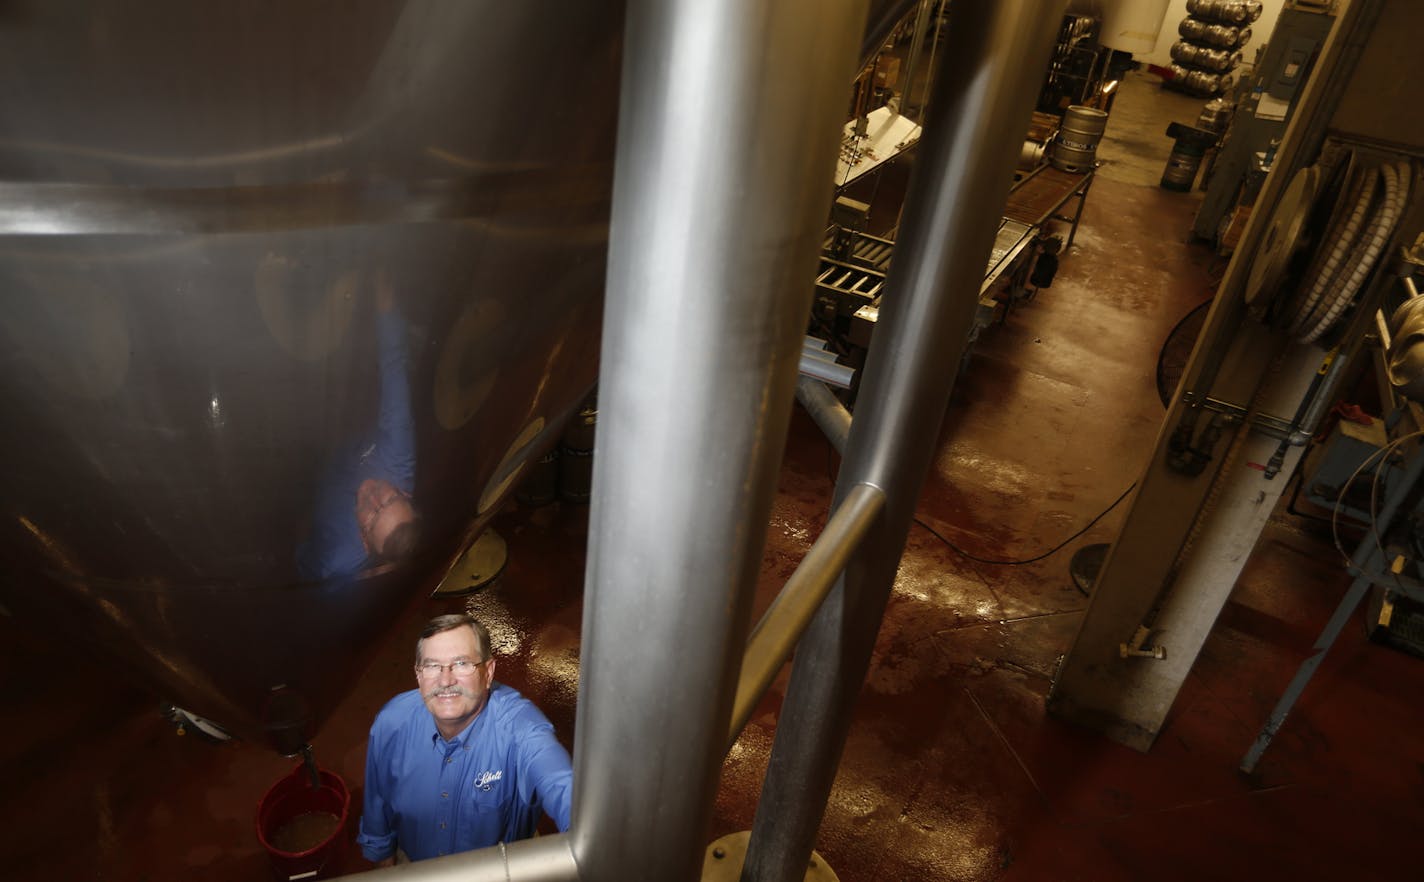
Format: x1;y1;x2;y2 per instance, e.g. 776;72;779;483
916;0;951;117
860;0;921;69
742;3;1067;879
901;0;935;117
571;3;867;881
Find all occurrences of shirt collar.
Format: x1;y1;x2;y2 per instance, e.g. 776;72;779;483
424;683;499;749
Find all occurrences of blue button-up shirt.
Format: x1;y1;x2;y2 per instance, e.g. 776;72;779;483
357;684;573;862
296;307;416;582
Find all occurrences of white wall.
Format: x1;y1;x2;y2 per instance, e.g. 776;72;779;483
1142;0;1289;70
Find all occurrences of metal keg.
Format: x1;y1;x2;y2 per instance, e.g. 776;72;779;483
1170;41;1241;73
1161;142;1207;191
1186;0;1262;24
1169;64;1234;96
515;450;560;507
1049;105;1108;173
1019;139;1047;171
1196;98;1232;133
1179;18;1249;48
1065;15;1094;39
558;448;594;503
558;399;598;503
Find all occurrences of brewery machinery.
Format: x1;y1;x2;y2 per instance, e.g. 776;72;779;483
809;10;1108;399
1050;0;1424;779
1194;2;1337;245
810;159;1094;399
0;0;1080;879
0;1;621;755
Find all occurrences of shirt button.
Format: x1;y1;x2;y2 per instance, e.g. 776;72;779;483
445;757;452;764
441;791;449;798
440;822;447;829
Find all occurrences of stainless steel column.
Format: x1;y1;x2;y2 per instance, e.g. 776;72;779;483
742;3;1066;879
900;0;936;117
570;3;866;882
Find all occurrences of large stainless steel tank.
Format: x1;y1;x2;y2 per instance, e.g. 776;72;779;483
0;1;619;751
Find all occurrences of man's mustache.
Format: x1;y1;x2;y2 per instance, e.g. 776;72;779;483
426;686;472;699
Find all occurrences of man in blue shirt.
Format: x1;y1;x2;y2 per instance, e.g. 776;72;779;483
357;614;574;863
297;271;419;581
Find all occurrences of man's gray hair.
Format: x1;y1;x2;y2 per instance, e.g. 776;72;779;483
415;613;491;664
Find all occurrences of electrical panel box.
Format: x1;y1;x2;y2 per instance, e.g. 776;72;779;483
1192;7;1335;243
1269;34;1322;99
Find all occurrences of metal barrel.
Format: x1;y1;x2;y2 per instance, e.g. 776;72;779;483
1186;0;1262;24
1171;40;1241;73
1161;142;1207;191
1169;63;1235;96
1050;105;1108;173
1019;139;1047;171
1196;97;1233;133
1179;18;1250;48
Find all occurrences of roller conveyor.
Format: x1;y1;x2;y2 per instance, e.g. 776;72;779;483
818;161;1096;367
1003;163;1095;247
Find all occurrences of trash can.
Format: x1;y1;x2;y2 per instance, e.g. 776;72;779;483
256;764;350;881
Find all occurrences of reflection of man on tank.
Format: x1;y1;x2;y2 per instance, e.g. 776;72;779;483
297;270;420;580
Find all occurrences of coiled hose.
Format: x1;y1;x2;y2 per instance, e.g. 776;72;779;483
1300;160;1410;343
1284;159;1413;343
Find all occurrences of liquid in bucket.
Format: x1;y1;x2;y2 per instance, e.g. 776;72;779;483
256;764;351;881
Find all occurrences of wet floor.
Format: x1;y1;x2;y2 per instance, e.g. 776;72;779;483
4;69;1424;882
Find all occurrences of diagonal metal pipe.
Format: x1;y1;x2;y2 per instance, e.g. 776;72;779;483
742;2;1068;879
726;481;884;752
795;377;853;454
570;3;868;881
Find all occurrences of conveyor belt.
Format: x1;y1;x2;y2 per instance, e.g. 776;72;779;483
1004;165;1094;239
814;258;887;302
984;219;1035;293
817;222;1032;306
815;230;895;306
1027;111;1060;145
847;234;895;273
817;163;1095;344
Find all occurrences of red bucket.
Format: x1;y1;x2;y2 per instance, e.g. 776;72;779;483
256;764;351;881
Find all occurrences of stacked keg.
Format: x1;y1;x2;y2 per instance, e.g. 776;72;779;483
1169;0;1261;97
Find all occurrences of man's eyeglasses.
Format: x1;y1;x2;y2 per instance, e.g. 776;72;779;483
415;658;488;678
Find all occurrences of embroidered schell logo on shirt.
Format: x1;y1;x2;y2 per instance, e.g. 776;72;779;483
475;770;503;791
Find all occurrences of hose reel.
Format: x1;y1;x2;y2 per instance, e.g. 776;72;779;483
1170;152;1416;479
1246;151;1414;345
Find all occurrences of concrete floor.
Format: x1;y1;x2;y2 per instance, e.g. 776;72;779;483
5;70;1424;882
1096;69;1208;188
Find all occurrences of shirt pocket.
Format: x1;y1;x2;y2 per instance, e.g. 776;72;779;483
457;781;508;847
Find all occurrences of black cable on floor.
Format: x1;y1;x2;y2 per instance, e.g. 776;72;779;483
913;481;1137;566
818;431;1136;567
